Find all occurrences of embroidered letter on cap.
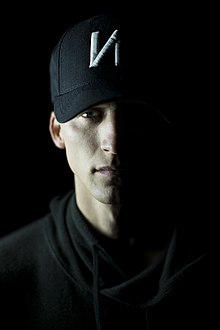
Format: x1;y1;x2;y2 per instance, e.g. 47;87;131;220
89;30;120;67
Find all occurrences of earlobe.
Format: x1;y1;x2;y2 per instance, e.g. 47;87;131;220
49;112;65;149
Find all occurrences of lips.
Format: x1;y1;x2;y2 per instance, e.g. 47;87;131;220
95;166;123;176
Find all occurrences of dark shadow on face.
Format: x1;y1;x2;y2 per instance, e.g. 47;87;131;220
110;102;178;243
114;101;176;195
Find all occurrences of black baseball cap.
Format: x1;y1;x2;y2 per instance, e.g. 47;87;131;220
49;12;167;123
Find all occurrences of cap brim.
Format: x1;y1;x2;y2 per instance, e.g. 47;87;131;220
53;80;152;123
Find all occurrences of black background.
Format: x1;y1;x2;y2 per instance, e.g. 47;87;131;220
1;2;217;237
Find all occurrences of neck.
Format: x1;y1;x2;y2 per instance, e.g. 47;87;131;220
74;176;175;250
75;179;122;239
74;177;175;274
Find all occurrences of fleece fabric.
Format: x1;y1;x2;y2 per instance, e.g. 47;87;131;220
0;190;214;329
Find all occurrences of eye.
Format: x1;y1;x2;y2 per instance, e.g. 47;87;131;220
81;109;103;122
82;111;96;118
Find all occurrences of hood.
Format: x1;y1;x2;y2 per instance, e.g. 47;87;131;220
46;190;209;328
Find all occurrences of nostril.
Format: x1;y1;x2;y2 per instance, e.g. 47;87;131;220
102;145;117;154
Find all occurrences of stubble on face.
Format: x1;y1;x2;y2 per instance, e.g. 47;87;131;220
88;170;124;204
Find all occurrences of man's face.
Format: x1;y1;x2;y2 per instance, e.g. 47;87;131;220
58;101;171;205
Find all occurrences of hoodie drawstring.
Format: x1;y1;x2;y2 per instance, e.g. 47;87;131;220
93;245;102;330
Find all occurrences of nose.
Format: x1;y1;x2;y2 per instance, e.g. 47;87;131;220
100;113;119;154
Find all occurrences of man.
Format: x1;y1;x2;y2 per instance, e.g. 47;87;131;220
0;12;213;330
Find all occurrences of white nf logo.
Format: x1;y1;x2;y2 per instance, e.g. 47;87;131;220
89;30;120;67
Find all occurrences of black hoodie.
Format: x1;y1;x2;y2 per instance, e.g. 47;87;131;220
0;190;214;329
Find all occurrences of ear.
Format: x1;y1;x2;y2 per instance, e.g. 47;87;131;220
49;111;65;149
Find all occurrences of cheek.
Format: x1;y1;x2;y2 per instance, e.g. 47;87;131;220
64;129;97;172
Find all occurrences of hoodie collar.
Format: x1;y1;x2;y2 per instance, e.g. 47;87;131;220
47;190;207;308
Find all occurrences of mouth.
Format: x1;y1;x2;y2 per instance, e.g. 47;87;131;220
94;166;123;177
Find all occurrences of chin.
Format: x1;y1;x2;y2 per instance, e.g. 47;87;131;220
92;186;122;205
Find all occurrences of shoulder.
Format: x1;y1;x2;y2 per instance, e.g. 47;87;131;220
0;190;75;276
0;190;74;248
0;214;50;275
